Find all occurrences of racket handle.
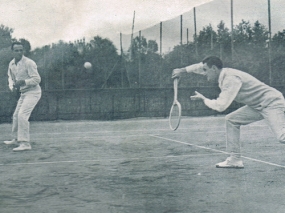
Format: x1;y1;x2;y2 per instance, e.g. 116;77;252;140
173;78;178;101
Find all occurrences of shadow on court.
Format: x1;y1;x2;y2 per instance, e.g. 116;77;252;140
0;116;285;213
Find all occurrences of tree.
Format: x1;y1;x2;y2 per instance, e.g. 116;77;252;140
0;24;13;49
147;40;158;53
128;36;147;59
19;38;31;56
127;36;161;87
196;24;218;54
272;30;285;50
251;21;268;46
87;36;119;88
233;20;252;45
217;21;231;59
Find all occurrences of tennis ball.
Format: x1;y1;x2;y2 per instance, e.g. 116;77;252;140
84;62;92;69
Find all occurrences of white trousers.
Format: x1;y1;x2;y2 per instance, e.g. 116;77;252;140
225;104;285;157
12;90;41;142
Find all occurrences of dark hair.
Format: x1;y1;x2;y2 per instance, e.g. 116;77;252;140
202;56;223;69
11;41;23;50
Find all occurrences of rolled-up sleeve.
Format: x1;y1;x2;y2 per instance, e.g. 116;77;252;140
25;60;41;86
204;76;242;112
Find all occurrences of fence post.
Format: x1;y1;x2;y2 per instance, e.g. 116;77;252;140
231;0;234;61
268;0;272;85
180;15;183;45
194;7;198;56
44;45;48;90
139;31;142;88
61;48;65;90
160;22;163;88
180;15;183;65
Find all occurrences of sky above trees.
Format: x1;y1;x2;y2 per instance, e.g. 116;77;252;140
0;0;210;49
0;0;285;51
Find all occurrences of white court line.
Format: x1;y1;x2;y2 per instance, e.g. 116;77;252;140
1;135;283;168
29;128;224;135
32;134;154;139
29;128;271;138
31;132;223;140
0;153;225;166
151;135;229;154
241;156;285;168
151;135;285;169
28;124;270;136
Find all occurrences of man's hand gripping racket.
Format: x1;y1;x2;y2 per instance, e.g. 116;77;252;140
169;77;182;131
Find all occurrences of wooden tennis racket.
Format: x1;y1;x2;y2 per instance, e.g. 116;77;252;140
169;77;181;131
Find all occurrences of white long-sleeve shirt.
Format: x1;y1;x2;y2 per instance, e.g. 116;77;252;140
185;62;206;75
185;63;285;112
8;56;41;93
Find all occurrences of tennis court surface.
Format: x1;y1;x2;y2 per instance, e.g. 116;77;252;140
0;116;285;213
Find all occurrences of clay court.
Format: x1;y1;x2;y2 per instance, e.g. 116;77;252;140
0;116;285;213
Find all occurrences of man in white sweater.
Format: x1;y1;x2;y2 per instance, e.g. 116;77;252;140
172;56;285;168
4;41;42;151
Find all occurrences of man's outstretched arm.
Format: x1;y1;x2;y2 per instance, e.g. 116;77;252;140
172;62;205;79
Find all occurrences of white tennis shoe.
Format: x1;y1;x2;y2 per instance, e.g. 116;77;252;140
13;143;31;151
216;156;244;169
4;139;18;145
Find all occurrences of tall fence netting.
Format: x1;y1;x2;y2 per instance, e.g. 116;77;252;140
1;0;284;92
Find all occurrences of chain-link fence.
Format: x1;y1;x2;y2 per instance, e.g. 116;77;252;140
118;0;285;88
1;0;284;92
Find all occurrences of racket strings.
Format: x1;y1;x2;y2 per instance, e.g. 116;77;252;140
169;104;181;130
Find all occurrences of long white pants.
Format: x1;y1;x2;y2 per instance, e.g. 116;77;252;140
225;104;285;157
12;90;41;142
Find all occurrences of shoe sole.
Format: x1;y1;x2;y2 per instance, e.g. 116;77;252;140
216;165;244;169
13;147;31;151
4;141;18;145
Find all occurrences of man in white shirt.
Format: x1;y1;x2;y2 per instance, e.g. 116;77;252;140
4;42;42;151
172;56;285;168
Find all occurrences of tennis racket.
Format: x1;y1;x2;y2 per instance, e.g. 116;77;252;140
169;77;181;131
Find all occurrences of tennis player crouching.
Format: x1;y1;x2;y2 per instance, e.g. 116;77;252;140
172;56;285;168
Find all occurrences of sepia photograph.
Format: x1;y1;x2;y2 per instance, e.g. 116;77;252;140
0;0;285;212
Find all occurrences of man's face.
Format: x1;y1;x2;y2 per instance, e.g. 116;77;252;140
12;44;24;61
203;63;219;82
